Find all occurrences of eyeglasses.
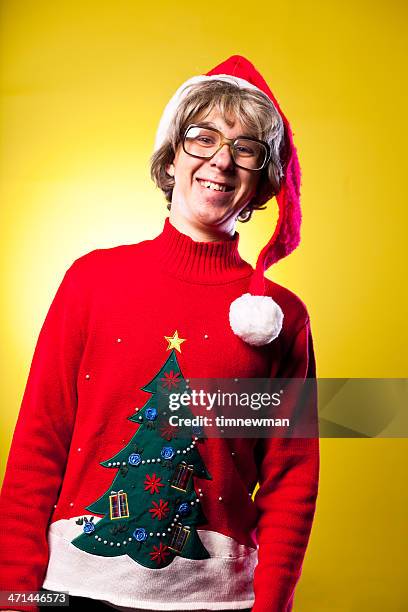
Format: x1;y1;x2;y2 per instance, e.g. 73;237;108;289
182;124;271;171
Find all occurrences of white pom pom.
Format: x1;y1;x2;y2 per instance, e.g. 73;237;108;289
229;293;284;346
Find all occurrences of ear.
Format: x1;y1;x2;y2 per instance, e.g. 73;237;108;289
166;162;175;178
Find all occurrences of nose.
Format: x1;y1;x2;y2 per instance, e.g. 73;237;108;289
210;143;235;171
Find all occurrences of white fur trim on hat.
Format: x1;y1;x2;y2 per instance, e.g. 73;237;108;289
154;74;265;152
229;293;284;346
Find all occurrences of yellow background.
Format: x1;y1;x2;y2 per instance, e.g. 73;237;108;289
0;1;407;610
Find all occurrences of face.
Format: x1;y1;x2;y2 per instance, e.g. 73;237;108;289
166;108;261;238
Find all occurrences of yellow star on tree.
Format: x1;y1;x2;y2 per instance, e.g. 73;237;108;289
164;330;186;353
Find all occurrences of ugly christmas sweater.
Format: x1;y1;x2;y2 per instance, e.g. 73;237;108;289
0;217;319;612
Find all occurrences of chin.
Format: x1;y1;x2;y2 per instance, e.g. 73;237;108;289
193;206;226;226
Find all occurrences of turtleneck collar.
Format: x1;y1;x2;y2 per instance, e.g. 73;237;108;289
150;217;253;284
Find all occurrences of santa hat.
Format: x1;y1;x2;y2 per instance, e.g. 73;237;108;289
153;55;302;347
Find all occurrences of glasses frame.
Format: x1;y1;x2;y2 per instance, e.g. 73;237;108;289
182;123;271;171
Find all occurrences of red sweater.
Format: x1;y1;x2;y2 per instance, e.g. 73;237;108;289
0;217;319;612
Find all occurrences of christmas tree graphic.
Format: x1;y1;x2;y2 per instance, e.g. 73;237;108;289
71;332;212;568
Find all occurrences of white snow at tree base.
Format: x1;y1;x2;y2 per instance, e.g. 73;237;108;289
42;516;257;611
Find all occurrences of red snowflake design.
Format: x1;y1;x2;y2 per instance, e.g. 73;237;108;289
144;473;165;494
149;499;170;520
160;370;181;389
159;422;180;441
150;542;170;565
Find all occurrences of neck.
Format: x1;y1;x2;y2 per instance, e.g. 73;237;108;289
150;216;253;284
168;211;236;242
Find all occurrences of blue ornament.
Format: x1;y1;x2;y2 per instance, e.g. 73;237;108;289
145;408;158;421
133;527;148;542
192;425;203;436
128;453;142;466
83;520;95;534
178;502;190;516
161;446;175;460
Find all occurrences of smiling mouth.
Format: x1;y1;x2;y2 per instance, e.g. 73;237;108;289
196;178;234;193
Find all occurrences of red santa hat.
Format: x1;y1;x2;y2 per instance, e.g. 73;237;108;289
154;55;302;347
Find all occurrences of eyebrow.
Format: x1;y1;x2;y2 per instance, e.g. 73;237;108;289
196;121;256;139
199;121;218;129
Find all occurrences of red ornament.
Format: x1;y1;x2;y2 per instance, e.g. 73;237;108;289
159;422;180;441
160;370;181;389
144;473;165;494
149;499;170;520
149;542;171;565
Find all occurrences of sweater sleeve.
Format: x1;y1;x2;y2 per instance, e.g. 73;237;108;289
252;319;320;612
0;260;86;612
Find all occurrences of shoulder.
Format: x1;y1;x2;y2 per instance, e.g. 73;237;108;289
263;276;311;339
66;238;154;279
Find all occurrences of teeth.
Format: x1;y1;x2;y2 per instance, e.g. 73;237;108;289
198;179;229;192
